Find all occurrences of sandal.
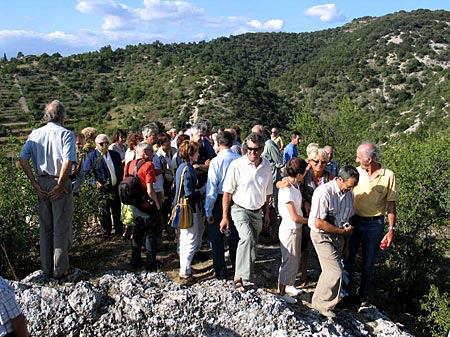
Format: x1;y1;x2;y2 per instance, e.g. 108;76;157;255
179;274;196;284
234;278;246;292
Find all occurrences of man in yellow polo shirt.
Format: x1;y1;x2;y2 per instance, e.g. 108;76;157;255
344;141;397;306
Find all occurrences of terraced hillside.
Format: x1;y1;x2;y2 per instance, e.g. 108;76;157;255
0;74;29;144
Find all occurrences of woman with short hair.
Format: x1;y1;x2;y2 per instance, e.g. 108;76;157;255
173;140;203;281
277;157;309;303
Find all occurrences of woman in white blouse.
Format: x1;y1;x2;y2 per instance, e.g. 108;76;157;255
277;157;309;303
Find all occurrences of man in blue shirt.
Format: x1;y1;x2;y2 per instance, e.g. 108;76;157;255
205;131;241;279
19;100;77;279
283;131;302;163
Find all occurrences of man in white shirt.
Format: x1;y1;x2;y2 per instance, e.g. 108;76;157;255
19;100;77;279
308;166;359;317
220;132;273;291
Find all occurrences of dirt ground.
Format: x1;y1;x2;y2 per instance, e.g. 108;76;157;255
70;225;291;289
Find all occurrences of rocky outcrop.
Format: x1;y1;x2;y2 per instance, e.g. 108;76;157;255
8;270;413;337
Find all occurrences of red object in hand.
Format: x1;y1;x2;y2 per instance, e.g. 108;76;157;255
380;239;388;250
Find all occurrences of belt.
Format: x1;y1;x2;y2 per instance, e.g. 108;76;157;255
233;203;262;212
38;174;59;178
354;214;384;221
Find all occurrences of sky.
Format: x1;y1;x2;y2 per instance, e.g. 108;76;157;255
0;0;449;58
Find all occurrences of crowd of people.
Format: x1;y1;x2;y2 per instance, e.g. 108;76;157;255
4;99;398;335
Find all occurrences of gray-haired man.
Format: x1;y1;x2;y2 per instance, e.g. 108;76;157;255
19;100;77;279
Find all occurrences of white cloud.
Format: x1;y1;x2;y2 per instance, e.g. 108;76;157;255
0;1;285;56
304;4;345;23
248;19;284;30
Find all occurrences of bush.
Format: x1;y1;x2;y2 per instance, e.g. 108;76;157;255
381;131;450;323
419;285;450;337
0;144;39;278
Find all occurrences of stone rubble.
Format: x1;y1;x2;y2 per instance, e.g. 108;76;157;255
5;269;414;337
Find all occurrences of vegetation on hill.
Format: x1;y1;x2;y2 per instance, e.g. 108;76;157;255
0;8;449;337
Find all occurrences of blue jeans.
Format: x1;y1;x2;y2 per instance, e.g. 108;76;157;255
344;215;384;299
208;195;239;278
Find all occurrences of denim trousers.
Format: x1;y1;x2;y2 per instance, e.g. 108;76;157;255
344;215;385;298
208;195;239;278
231;204;262;280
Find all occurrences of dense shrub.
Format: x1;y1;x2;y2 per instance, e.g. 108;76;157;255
420;285;450;337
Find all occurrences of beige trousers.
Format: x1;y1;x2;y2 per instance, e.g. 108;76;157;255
310;230;344;312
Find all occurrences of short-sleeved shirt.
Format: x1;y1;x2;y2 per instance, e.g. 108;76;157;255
271;135;284;150
19;122;77;176
222;155;273;210
124;159;156;208
278;182;303;230
0;277;21;336
283;143;298;163
353;166;397;217
308;179;355;233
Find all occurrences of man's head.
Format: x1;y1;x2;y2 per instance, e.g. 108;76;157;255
271;128;278;137
142;123;159;145
290;131;302;146
324;145;334;161
95;134;110;154
246;132;265;164
217;131;233;149
136;141;154;160
189;123;207;144
356;142;381;170
252;124;265;135
336;165;359;193
43;100;66;123
224;128;238;143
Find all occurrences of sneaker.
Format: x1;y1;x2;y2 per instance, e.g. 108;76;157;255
285;285;303;296
278;294;297;304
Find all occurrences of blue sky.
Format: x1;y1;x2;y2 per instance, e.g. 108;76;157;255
1;0;449;57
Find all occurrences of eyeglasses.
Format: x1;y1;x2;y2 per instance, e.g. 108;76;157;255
98;142;109;146
311;159;327;165
247;146;262;152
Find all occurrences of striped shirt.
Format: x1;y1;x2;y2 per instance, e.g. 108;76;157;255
308;178;355;233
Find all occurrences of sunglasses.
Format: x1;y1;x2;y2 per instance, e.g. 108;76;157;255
98;142;109;146
247;146;262;152
311;159;327;164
